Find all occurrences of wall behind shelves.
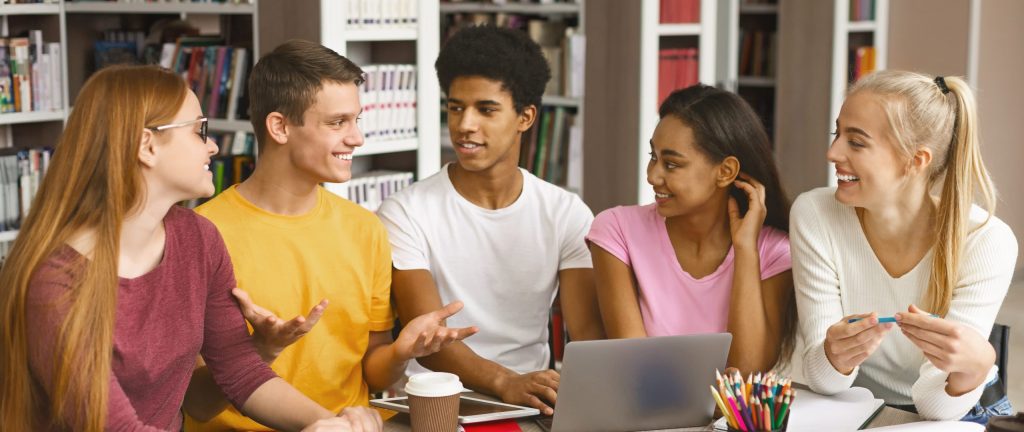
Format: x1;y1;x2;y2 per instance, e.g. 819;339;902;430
582;0;642;213
887;0;968;76
977;0;1024;273
774;0;834;198
887;0;1024;272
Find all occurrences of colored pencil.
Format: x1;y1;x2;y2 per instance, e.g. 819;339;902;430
710;385;737;429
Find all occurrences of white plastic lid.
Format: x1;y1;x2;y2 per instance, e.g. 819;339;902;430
405;372;464;397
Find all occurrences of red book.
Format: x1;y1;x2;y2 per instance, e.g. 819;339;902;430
658;49;672;106
686;48;700;87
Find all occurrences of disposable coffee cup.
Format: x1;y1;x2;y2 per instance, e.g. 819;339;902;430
405;372;463;432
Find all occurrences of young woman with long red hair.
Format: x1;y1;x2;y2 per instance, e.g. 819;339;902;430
0;65;380;432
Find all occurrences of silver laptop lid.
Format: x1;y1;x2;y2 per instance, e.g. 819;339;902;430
552;333;732;432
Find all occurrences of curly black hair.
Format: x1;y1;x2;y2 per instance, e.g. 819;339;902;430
436;25;551;113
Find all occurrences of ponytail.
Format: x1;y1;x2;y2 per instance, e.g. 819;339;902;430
927;76;996;316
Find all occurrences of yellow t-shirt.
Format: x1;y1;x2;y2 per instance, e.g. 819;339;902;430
185;185;394;431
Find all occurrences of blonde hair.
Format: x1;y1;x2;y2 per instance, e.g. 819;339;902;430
0;65;186;431
848;70;996;316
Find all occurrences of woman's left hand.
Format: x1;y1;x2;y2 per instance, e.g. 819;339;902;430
896;304;995;378
727;173;767;251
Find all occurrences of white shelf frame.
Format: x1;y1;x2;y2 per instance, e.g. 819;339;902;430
321;0;441;180
737;76;776;87
0;110;65;126
739;3;778;14
828;0;887;186
846;20;878;32
542;95;581;108
439;2;580;14
0;3;60;15
208;118;254;133
344;28;418;42
0;230;18;243
638;0;716;205
359;137;419;156
656;23;702;36
63;2;256;15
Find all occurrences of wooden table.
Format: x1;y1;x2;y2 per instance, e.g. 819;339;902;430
382;403;921;431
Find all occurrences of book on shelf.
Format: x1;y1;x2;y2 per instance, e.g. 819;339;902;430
738;29;776;78
519;106;576;188
848;45;876;83
443;10;583;99
0;34;62;114
660;0;700;24
360;64;418;143
323;170;414;212
157;39;250;120
1;0;59;4
850;0;876;22
0;148;51;234
347;0;419;30
92;25;251;122
657;47;699;106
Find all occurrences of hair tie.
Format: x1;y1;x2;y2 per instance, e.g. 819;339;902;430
934;76;950;94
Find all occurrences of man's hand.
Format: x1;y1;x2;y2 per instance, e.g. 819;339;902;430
393;301;478;361
233;287;328;363
495;370;560;416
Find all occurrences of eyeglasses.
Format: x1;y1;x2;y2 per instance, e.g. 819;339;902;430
147;117;208;144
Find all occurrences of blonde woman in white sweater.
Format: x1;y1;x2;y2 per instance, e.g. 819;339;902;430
791;70;1016;424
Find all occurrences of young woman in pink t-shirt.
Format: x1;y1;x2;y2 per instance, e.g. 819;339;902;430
587;85;796;374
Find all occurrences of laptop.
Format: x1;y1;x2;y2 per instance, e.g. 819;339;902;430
551;333;732;432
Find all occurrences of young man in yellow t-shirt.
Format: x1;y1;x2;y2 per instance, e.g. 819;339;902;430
182;39;476;431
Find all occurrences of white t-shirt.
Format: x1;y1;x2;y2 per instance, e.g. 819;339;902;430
377;164;594;375
792;187;1017;420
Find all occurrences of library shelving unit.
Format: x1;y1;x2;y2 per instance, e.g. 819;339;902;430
583;0;717;211
2;1;259;256
774;0;887;197
62;0;258;135
716;0;778;143
260;0;441;182
438;0;586;194
1;1;69;253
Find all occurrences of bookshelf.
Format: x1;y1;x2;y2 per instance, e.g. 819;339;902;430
716;0;778;145
1;2;68;255
439;0;586;194
62;2;256;15
774;0;887;197
258;0;440;183
63;0;259;136
583;0;717;211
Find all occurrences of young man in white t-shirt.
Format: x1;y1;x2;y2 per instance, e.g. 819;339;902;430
377;25;604;415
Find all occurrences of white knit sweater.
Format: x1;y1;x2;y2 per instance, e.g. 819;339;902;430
791;187;1017;420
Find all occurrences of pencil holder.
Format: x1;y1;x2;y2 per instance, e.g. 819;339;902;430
725;411;789;432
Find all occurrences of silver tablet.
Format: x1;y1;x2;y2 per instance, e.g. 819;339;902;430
370;395;540;424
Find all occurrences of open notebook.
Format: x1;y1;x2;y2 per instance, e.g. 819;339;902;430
787;387;885;431
713;386;884;432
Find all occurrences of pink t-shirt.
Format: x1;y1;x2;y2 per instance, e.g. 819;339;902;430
586;204;791;337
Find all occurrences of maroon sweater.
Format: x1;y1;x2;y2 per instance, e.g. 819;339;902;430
25;206;277;431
